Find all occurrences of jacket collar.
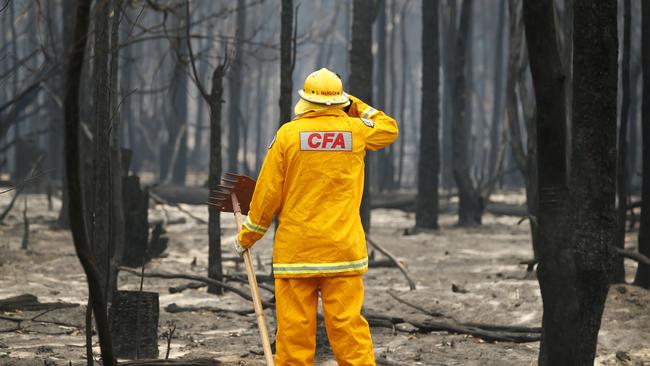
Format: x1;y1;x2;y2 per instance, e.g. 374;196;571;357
293;108;347;120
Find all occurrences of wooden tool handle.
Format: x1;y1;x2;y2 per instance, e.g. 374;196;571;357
231;193;275;366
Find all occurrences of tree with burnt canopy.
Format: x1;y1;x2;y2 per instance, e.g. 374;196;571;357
524;1;618;364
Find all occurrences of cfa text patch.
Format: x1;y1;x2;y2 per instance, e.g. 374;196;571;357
300;131;352;151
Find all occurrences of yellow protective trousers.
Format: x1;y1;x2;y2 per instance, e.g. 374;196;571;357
274;275;375;366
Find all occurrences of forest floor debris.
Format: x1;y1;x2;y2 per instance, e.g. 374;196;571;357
1;192;649;365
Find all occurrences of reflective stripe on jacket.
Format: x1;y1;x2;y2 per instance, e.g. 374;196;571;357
237;95;398;278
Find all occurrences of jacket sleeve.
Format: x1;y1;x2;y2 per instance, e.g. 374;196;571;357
346;94;399;151
237;129;286;248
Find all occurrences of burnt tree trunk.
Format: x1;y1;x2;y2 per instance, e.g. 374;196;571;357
525;0;618;364
227;0;246;172
635;0;650;288
207;66;226;294
64;0;115;364
161;13;189;185
93;0;113;299
613;0;631;283
186;2;227;295
349;0;376;232
415;0;440;230
279;0;293;126
451;0;482;226
109;0;125;295
487;0;507;178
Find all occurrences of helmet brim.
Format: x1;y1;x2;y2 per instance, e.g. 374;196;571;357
298;89;350;106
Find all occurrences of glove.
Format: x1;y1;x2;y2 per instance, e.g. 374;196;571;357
233;238;246;257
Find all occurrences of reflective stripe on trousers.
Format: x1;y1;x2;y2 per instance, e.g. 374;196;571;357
273;257;368;276
274;275;376;366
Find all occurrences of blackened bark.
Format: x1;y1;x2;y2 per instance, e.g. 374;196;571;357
64;0;115;364
560;2;617;363
207;66;226;294
487;0;507;178
279;0;293;126
613;0;631;283
186;2;226;294
349;0;376;232
93;0;112;298
507;0;539;253
525;0;618;364
227;0;246;172
109;0;125;293
635;0;650;288
161;13;189;184
415;0;439;230
451;0;482;226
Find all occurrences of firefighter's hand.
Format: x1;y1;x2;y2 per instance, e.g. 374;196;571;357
233;238;246;257
344;94;366;117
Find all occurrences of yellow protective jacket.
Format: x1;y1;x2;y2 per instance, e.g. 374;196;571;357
237;95;398;278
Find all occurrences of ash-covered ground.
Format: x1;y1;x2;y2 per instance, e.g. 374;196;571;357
1;192;649;365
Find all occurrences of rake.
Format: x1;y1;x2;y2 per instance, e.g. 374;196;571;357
208;173;273;365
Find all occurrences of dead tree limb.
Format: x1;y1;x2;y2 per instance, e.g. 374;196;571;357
119;359;221;366
165;303;255;316
367;237;417;290
616;247;650;266
168;282;206;293
387;290;445;317
0;155;44;223
21;198;28;249
149;191;207;224
119;267;275;308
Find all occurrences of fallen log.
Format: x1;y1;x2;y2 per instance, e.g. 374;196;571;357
0;294;79;312
150;191;207;224
119;267;275;308
383;291;541;343
363;309;540;343
168;282;206;294
150;185;208;205
367;237;417;290
165;303;254;316
368;259;398;268
120;359;220;366
616;247;650;266
371;193;529;217
409;318;540;343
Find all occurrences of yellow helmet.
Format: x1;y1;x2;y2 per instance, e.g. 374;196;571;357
298;68;350;106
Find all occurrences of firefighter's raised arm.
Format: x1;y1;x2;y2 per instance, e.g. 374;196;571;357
237;130;285;249
346;94;399;151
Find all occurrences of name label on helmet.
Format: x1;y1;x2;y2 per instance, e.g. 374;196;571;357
300;131;352;151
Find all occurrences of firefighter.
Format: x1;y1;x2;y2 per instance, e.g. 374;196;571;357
236;68;398;365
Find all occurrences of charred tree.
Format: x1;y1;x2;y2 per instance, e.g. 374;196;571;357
635;0;650;288
349;0;376;232
415;0;440;230
93;0;113;298
161;12;189;184
279;0;294;126
64;0;115;364
613;0;632;283
525;0;618;364
507;0;539;252
109;0;125;292
227;0;247;172
451;0;482;226
186;3;227;294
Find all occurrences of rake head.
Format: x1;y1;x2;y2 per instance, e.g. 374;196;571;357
207;172;256;214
